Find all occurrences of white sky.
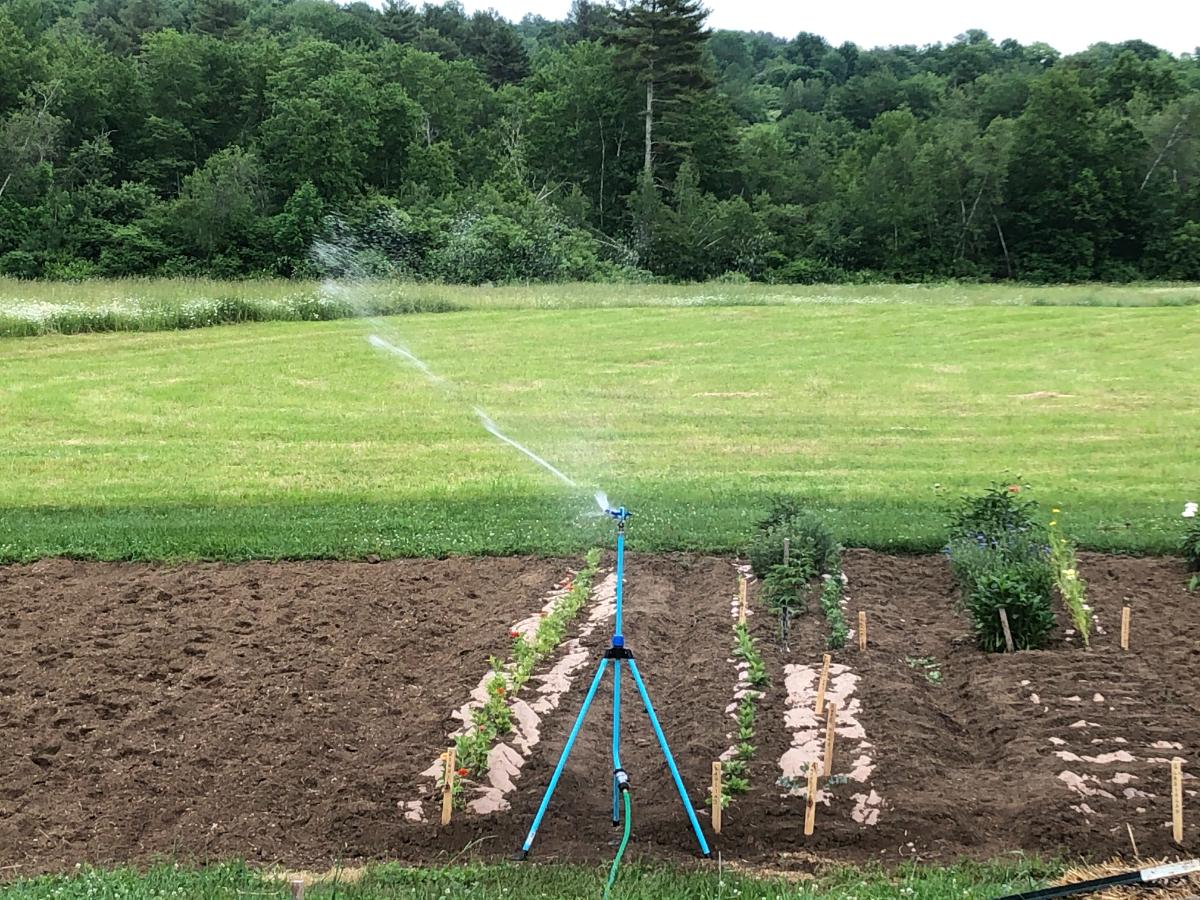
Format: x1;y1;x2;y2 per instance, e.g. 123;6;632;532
461;0;1199;56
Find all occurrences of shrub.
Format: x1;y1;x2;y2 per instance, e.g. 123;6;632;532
945;531;1055;599
949;481;1041;539
946;482;1056;652
749;499;837;578
1183;521;1200;572
964;570;1057;652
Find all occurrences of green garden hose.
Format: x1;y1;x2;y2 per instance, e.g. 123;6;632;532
603;790;632;899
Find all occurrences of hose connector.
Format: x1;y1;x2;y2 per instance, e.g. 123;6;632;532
613;768;631;793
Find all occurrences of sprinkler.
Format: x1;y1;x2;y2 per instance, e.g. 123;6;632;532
517;502;712;860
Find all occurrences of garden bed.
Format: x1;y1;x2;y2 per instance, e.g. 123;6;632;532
0;552;1195;876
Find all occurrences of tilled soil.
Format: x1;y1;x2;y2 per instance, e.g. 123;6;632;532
0;551;1195;875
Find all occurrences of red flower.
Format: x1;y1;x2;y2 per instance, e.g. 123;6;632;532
510;629;520;638
1008;484;1021;493
495;685;506;696
456;767;469;777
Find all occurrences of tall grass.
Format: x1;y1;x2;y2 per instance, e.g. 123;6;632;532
0;283;457;337
2;278;1198;338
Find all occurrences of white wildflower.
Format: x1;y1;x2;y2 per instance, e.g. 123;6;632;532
1184;501;1198;518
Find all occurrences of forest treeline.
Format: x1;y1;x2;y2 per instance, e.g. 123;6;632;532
1;0;1198;283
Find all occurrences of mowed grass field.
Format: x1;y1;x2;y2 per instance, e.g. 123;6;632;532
2;290;1196;561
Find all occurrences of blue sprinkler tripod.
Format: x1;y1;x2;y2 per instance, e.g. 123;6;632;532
518;505;711;859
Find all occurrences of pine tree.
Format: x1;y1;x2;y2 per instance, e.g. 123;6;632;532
611;0;712;183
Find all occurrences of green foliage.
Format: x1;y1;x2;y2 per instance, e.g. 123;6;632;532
1183;520;1200;571
0;0;1196;283
946;483;1056;652
732;623;767;688
949;481;1041;539
1047;513;1092;646
725;619;766;802
748;506;837;579
963;569;1057;652
820;570;850;650
761;561;810;644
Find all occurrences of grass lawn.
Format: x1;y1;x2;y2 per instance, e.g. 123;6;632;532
0;859;1062;899
2;300;1196;560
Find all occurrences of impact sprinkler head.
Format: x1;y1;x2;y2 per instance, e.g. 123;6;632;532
604;505;631;526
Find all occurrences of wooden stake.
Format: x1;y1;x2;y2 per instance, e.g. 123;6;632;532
858;611;868;651
815;652;832;716
803;765;819;837
1126;823;1139;859
441;747;456;826
711;761;723;835
1172;758;1185;845
1120;606;1131;651
823;701;839;777
290;879;305;900
998;607;1015;653
782;537;790;567
738;575;748;626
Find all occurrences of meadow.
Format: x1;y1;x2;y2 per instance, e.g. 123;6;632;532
1;285;1196;561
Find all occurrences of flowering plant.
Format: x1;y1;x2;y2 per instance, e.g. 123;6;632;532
1047;510;1092;647
1183;502;1200;572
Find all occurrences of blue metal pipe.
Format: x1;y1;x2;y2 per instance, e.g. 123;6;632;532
628;659;711;857
611;659;622;823
520;658;609;853
614;528;625;638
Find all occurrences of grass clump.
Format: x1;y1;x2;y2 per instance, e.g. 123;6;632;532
945;483;1056;652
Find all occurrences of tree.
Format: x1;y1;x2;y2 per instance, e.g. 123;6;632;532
611;0;712;183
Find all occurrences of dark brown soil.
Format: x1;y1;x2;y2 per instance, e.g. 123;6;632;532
0;552;1195;875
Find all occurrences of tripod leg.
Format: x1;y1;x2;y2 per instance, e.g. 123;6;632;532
611;659;622;824
627;659;712;857
519;657;609;857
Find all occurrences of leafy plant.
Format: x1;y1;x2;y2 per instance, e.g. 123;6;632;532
1047;510;1092;646
819;557;849;649
733;622;768;687
964;570;1057;652
748;506;837;579
906;656;943;685
946;531;1055;598
761;561;812;646
948;481;1042;540
1183;520;1200;572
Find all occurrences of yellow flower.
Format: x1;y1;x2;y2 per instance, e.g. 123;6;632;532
1064;568;1077;580
1051;508;1061;514
1060;538;1068;544
1049;520;1057;526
